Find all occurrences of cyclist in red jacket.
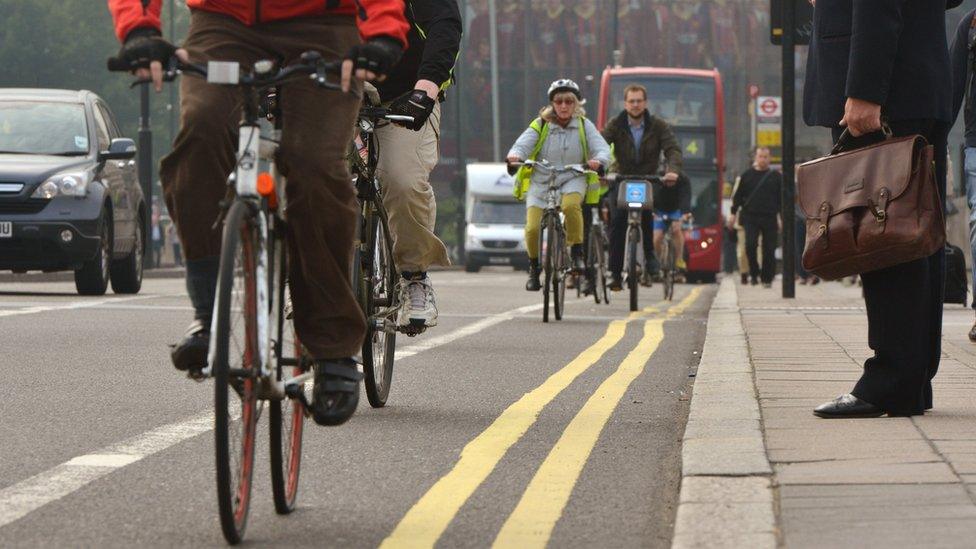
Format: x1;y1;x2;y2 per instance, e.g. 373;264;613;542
107;0;408;426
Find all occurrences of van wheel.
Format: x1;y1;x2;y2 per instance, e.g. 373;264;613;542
110;217;143;294
75;210;112;296
464;261;481;273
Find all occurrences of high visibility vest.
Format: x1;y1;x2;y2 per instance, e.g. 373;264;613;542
513;117;602;204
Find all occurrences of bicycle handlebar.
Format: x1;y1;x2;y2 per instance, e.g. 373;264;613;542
505;159;605;177
605;173;663;185
358;107;415;125
109;51;343;91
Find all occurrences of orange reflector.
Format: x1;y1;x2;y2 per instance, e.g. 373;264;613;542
257;172;277;209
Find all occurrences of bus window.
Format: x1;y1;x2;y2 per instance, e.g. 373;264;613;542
687;171;720;227
608;77;716;127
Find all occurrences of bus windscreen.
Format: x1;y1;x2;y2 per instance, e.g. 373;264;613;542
607;77;716;128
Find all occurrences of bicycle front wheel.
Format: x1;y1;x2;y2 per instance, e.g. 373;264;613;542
662;239;674;302
551;223;566;321
269;233;307;515
627;226;639;312
541;215;552;323
361;207;397;407
213;200;261;545
597;233;610;305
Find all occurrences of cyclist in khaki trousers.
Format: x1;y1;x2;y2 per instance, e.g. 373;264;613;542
372;0;462;333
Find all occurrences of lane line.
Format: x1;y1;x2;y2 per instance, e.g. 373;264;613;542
0;294;158;319
0;299;570;530
492;288;700;547
493;320;664;547
0;411;213;529
379;304;662;549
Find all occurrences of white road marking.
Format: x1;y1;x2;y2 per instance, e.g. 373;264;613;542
0;410;213;529
0;298;579;530
0;294;158;319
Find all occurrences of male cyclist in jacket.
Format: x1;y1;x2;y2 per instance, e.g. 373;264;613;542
370;0;462;334
601;83;683;289
107;0;408;426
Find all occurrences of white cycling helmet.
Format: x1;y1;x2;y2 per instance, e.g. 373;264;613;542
548;78;581;101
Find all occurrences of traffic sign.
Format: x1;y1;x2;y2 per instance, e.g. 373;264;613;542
748;84;760;99
756;96;781;118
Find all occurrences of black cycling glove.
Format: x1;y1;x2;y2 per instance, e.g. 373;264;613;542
344;37;403;78
107;28;176;72
389;90;437;131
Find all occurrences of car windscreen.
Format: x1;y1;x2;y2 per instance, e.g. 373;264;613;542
0;101;89;156
472;200;523;224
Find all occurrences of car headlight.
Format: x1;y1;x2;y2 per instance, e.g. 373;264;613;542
465;234;480;248
31;173;90;199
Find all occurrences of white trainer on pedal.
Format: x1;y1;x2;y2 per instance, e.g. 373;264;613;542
397;273;438;330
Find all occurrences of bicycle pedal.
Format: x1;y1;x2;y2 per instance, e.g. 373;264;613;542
284;383;312;415
186;368;207;382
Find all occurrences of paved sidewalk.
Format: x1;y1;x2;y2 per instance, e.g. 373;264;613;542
740;280;976;548
674;277;976;549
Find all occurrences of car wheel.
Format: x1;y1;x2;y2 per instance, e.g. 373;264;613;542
110;215;143;294
75;210;112;296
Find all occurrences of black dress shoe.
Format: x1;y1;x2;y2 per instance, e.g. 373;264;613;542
813;394;884;418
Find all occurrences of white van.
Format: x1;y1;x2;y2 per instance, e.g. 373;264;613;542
464;163;526;272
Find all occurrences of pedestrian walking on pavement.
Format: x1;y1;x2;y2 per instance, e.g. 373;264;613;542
728;174;753;284
807;0;962;418
949;6;976;343
730;146;781;288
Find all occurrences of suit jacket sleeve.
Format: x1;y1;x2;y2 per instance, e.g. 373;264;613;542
950;11;974;124
845;0;908;107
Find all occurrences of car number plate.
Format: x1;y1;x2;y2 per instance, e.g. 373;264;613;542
0;221;11;238
488;256;509;264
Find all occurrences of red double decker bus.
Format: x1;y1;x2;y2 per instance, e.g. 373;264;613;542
597;67;725;282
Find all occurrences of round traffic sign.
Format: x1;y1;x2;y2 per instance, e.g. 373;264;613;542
760;98;778;115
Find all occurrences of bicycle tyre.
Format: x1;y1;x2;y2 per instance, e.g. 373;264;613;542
269;232;306;515
627;226;639;312
361;207;397;407
213;200;261;545
598;233;610;305
662;238;674;302
551;222;565;321
541;214;551;323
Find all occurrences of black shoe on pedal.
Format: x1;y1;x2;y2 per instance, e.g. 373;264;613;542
311;358;363;426
608;274;623;291
171;320;209;372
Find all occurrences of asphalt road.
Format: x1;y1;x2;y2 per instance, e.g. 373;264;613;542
0;269;714;548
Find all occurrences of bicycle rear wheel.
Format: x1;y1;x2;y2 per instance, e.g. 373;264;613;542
213;200;261;545
360;207;397;407
269;232;308;515
627;226;639;312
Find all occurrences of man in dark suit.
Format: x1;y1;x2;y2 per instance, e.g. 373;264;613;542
806;0;963;418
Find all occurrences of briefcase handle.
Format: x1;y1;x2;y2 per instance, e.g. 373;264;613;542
830;122;893;155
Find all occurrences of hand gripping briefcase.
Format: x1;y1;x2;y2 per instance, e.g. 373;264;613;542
796;130;945;280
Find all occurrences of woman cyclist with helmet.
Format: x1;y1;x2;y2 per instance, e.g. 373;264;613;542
506;79;611;291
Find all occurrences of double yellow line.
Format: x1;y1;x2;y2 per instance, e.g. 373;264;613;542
381;288;702;549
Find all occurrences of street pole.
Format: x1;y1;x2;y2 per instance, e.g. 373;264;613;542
487;0;501;161
138;83;154;269
781;0;796;298
611;0;619;60
168;0;176;146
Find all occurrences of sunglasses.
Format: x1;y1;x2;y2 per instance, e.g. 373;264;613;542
553;98;576;105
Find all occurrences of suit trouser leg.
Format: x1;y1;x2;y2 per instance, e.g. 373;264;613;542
835;120;946;414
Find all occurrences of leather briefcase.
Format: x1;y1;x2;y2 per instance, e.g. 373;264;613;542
796;130;945;280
